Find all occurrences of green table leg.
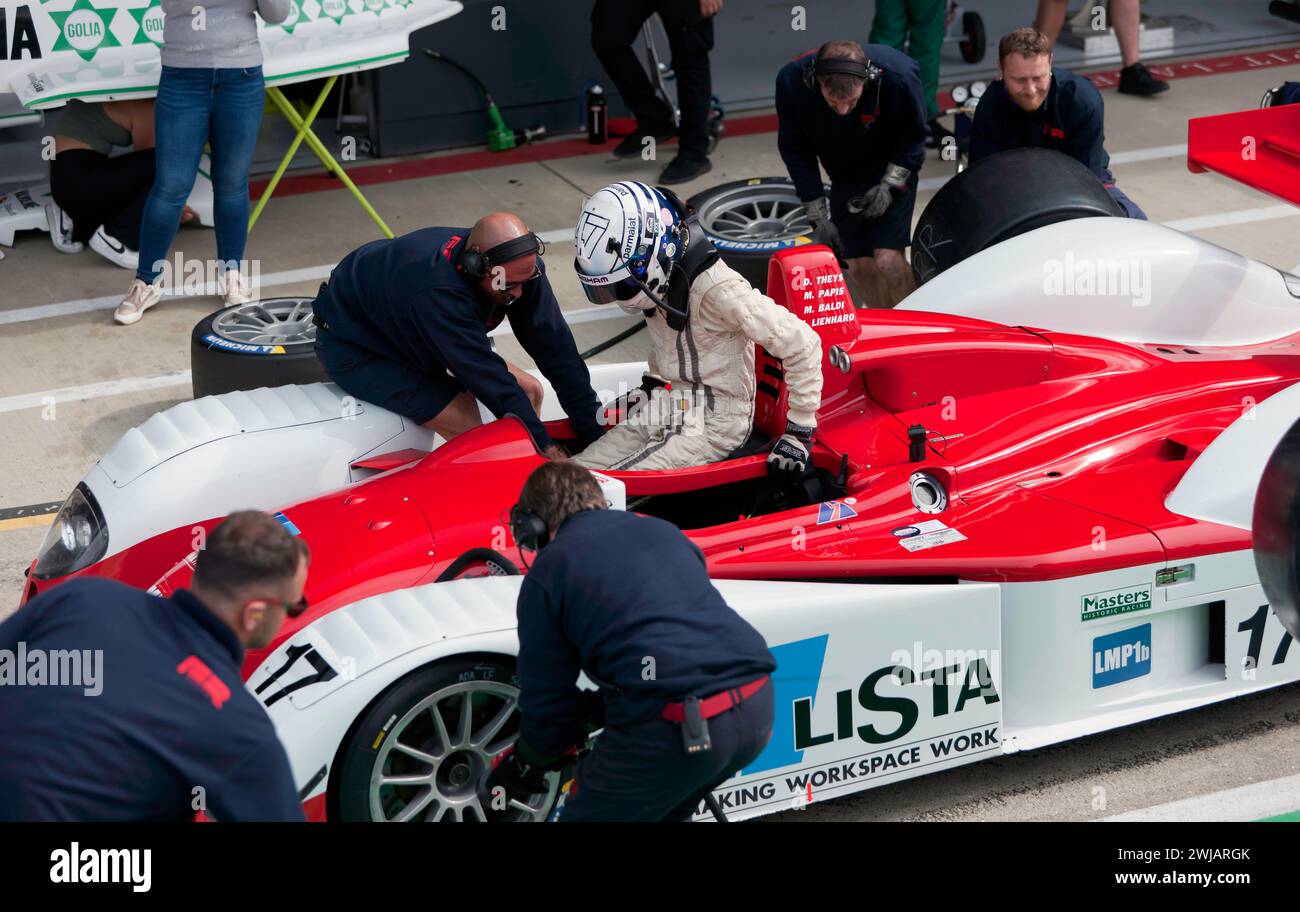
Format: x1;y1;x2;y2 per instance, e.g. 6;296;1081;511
249;78;395;239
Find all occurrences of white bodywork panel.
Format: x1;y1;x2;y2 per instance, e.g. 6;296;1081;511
80;362;648;559
1166;380;1300;531
997;550;1295;753
252;547;1300;821
87;384;429;561
901;218;1300;347
253;576;1005;822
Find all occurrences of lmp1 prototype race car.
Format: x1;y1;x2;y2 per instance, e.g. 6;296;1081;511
19;138;1300;821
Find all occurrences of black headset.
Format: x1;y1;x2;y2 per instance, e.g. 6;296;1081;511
802;52;882;94
509;503;551;553
457;232;546;278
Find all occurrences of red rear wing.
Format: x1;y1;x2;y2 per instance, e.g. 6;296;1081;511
1187;103;1300;207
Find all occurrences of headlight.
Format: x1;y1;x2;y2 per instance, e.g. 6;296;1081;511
32;483;109;579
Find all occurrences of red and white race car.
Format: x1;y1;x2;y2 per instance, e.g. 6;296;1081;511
19;112;1300;822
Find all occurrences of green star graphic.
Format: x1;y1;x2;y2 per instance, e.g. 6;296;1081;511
129;3;165;46
50;0;121;62
317;0;353;25
276;0;316;34
361;0;387;18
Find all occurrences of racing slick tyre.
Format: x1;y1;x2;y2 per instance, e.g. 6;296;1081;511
689;178;820;289
333;655;561;822
960;11;986;64
910;147;1124;286
435;548;521;581
190;297;326;398
1254;417;1300;641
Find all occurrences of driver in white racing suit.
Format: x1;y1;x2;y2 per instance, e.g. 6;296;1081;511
572;180;823;476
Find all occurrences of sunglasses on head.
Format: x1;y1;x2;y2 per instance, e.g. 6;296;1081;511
247;594;309;619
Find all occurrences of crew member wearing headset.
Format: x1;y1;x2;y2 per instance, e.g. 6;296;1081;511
776;40;927;309
571;180;823;477
480;461;776;821
312;214;605;459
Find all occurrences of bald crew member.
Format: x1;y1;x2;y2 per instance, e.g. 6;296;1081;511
312;214;606;458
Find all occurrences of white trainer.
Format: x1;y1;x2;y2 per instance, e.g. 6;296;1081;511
45;202;83;254
114;278;163;326
89;227;139;271
221;269;255;306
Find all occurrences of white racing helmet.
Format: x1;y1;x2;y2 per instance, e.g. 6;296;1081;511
574;180;682;310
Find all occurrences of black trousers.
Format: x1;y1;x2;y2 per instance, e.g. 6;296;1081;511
49;148;155;248
558;680;774;821
591;0;714;159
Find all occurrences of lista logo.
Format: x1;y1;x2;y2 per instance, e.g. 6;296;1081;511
1092;623;1152;688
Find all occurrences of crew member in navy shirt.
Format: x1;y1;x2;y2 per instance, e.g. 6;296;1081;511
482;461;776;821
313;213;605;460
969;27;1147;219
0;511;309;822
776;40;927;309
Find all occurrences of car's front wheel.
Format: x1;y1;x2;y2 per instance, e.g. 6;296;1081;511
332;656;559;822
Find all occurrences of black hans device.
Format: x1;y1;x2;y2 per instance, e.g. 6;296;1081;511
681;697;712;754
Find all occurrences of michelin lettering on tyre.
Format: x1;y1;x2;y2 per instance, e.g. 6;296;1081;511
1081;583;1152;622
200;334;286;356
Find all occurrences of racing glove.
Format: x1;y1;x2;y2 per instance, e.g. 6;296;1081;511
766;421;815;480
477;740;565;819
802;196;844;256
847;163;912;221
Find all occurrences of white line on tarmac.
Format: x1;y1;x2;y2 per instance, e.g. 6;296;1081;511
1162;204;1299;232
1099;773;1300;822
1110;143;1188;165
0;307;631;413
0;371;193;415
0;263;335;326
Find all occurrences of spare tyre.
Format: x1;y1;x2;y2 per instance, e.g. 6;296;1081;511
190;297;326;398
910;148;1124;286
688;177;820;289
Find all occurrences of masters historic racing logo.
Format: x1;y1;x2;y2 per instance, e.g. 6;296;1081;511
1081;583;1152;622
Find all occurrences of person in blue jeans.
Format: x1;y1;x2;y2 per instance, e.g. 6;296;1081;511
115;0;290;326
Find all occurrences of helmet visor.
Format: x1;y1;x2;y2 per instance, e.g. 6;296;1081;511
575;258;644;305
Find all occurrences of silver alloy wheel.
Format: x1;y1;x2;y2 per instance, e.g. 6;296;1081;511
368;679;558;822
694;185;814;242
210;297;316;346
